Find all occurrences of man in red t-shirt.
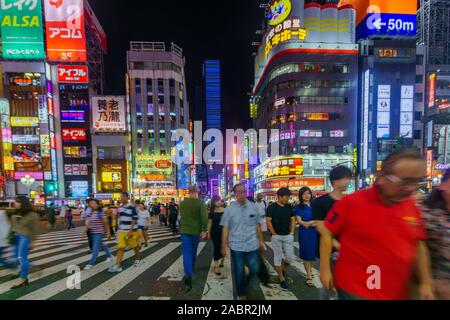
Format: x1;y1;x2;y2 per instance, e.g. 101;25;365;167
318;149;435;300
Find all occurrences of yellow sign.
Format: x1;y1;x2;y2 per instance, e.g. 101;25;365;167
268;0;292;26
265;18;307;58
102;172;122;183
10;117;39;127
3;156;14;171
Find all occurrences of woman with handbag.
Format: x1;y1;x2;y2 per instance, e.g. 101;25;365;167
10;196;40;289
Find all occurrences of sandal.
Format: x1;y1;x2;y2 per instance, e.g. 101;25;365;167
214;267;222;276
306;278;314;287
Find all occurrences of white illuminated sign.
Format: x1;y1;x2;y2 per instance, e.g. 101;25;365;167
377;85;391;139
400;85;414;138
363;70;370;170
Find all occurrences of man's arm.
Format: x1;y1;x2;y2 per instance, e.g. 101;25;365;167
266;217;276;236
256;223;265;252
200;203;208;239
415;241;435;300
318;223;335;291
221;227;229;257
290;216;296;234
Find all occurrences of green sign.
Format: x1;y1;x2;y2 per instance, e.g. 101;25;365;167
0;0;45;60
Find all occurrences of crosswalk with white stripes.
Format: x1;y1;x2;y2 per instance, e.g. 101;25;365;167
0;227;321;300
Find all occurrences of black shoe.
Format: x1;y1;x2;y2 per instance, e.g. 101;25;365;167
183;276;192;290
280;281;288;290
11;279;29;289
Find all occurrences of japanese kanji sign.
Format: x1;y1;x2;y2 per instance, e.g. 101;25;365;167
264;18;307;58
43;0;87;62
57;65;88;83
0;0;45;59
92;96;126;132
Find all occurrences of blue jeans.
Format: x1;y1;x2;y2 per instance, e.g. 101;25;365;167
15;234;31;279
0;246;16;269
181;234;200;278
67;216;73;229
88;233;112;266
231;249;261;297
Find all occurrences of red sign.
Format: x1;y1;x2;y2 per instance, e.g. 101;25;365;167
62;128;86;141
439;103;450;110
57;65;88;83
429;73;436;108
155;159;172;170
426;150;433;178
44;0;87;62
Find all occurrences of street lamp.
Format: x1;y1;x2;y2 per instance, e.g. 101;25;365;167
20;174;35;197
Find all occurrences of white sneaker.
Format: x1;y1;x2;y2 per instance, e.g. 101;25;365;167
133;260;141;267
84;265;93;270
108;265;123;273
106;257;115;265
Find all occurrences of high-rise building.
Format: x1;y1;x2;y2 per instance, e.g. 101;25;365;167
252;0;359;199
126;42;189;202
419;0;450;185
204;60;222;130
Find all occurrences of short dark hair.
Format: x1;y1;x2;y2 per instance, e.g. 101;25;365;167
233;183;245;193
277;187;291;197
329;166;353;183
381;149;424;174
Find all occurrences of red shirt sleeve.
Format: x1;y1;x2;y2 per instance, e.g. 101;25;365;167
324;197;349;237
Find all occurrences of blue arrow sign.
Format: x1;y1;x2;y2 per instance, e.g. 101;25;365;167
357;13;417;40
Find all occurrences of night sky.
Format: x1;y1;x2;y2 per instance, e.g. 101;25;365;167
89;0;267;129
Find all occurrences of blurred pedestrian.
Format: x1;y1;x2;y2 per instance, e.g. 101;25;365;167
81;200;93;252
46;203;56;230
255;194;268;240
179;186;208;290
207;196;225;276
0;210;16;269
319;150;434;300
84;199;114;270
168;198;179;235
266;188;296;289
313;165;353;300
221;183;265;300
10;196;40;289
160;204;167;227
294;187;317;287
137;203;150;247
66;207;74;230
422;169;450;300
104;205;115;239
108;192;141;273
59;204;67;228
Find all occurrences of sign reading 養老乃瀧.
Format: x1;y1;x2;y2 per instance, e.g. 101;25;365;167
0;0;45;59
92;96;127;132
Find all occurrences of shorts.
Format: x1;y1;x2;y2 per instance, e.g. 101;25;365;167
117;231;141;249
271;234;294;266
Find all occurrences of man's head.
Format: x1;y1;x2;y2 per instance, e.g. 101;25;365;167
188;185;198;198
377;149;426;204
330;166;353;193
120;192;130;205
233;183;247;204
277;188;291;205
171;198;175;203
256;193;263;202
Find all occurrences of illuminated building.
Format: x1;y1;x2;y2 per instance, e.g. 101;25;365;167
252;0;358;194
204;60;222;130
126;42;189;201
351;0;426;185
0;0;107;203
419;0;450;185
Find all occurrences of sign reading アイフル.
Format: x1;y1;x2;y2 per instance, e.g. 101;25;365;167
338;0;417;40
58;65;88;83
92;96;127;132
0;0;45;59
44;0;87;62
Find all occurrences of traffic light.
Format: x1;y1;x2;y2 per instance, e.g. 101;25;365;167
45;182;57;194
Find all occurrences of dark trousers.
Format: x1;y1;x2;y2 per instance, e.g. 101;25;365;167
67;216;73;230
211;232;223;262
86;229;93;251
107;216;115;237
170;215;178;234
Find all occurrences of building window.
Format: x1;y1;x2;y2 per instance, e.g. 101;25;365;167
413;130;422;140
160;130;166;140
159;115;165;122
146;79;153;95
416;93;423;102
414;112;422;121
148;130;155;139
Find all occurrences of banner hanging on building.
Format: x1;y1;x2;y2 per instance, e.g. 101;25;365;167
44;0;87;62
0;0;45;59
92;96;127;132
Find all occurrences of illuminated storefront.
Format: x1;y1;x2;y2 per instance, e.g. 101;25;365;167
254;154;355;201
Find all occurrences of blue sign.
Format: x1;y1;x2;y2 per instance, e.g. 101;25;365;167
357;13;417;40
61;111;85;122
177;164;190;190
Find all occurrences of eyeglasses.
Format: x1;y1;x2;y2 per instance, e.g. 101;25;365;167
385;174;427;187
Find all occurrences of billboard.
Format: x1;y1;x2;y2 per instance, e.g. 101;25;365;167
338;0;417;40
135;155;173;176
57;65;89;83
263;157;303;179
0;0;45;59
400;85;414;139
61;110;85;122
377;85;391;138
62;128;86;141
428;73;436;108
10;117;39;127
44;0;87;62
92;96;127;132
268;0;292;26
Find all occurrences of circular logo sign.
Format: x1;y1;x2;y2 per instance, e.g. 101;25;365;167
155;159;172;170
268;0;292;26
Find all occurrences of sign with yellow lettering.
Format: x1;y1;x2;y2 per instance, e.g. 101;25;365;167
265;18;307;58
0;0;45;59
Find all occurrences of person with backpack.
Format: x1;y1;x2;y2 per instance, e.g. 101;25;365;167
168;199;179;235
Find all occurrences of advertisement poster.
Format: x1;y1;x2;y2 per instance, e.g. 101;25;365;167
92;96;127;132
57;65;89;83
71;181;88;198
0;0;45;59
44;0;87;62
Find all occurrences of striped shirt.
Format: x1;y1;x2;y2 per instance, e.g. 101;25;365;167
118;204;138;231
87;211;105;234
